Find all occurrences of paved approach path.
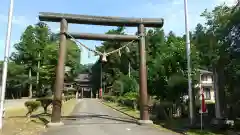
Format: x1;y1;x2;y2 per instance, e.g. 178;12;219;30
42;99;179;135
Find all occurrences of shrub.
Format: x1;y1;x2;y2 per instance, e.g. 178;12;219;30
117;96;125;105
64;89;76;96
112;80;124;96
124;92;138;100
124;92;139;109
117;93;138;110
196;102;215;117
112;75;138;96
24;101;41;117
152;101;173;120
36;97;53;113
103;95;116;102
64;95;75;101
234;118;240;129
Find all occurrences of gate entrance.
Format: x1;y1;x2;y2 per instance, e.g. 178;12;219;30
38;12;164;124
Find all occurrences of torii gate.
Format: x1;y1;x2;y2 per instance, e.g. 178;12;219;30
38;12;164;126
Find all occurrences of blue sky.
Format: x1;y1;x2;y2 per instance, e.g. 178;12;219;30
0;0;237;64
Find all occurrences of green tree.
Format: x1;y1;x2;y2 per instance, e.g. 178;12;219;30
12;25;38;98
192;3;240;119
10;22;81;98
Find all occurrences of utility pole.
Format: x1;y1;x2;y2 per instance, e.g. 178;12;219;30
0;0;14;129
100;62;103;99
184;0;195;125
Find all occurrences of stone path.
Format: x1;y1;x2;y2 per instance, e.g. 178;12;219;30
42;99;179;135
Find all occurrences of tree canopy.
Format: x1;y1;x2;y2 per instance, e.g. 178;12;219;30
2;22;82;98
90;3;240;120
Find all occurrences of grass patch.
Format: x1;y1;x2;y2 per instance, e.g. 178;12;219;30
103;101;140;119
186;130;223;135
103;101;176;134
103;101;223;135
0;99;77;135
155;119;224;135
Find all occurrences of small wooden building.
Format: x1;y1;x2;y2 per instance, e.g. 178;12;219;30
74;73;92;98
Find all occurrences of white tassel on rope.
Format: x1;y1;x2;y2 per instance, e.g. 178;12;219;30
101;52;107;62
118;50;121;57
125;46;130;53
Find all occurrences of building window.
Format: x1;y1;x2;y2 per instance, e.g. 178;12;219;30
204;87;211;100
202;75;208;81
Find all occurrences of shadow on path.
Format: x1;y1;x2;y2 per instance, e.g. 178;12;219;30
62;112;137;124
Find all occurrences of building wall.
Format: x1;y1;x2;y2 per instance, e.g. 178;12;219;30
199;73;215;103
184;70;215;103
210;89;215;102
201;74;213;84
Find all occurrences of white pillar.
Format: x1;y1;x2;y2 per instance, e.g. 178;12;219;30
0;0;14;129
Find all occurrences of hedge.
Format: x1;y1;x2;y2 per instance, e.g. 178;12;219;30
117;97;138;110
103;95;117;102
24;100;41;117
102;95;139;110
33;95;75;114
36;97;53;113
64;95;75;101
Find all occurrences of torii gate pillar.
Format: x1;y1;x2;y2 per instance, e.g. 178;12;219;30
137;24;152;124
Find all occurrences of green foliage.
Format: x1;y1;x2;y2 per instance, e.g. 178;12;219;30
192;4;240;119
64;90;76;96
112;80;123;96
36;97;52;113
112;74;138;96
24;100;41;116
6;21;81;98
123;91;138;100
115;91;139;110
117;96;138;110
91;26;200;104
147;30;199;102
103;95;117;102
152;101;172;120
63;95;75;101
91;4;240;122
234;119;240;129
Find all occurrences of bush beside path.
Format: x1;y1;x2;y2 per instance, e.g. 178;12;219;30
0;96;77;135
101;96;225;135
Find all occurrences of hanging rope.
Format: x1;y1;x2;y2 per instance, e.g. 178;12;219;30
104;39;136;56
65;32;139;61
66;32;102;56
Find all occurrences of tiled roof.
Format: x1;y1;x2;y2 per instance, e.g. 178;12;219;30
74;73;91;82
198;69;212;74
